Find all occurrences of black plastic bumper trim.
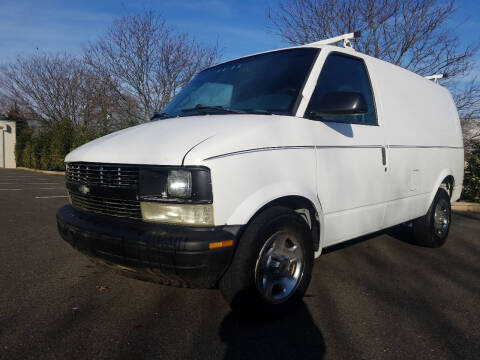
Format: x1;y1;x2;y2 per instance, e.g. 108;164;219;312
56;205;241;288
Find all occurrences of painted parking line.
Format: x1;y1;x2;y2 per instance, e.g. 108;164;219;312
0;187;65;191
28;182;61;185
0;183;60;185
0;179;51;181
35;195;69;199
25;182;61;185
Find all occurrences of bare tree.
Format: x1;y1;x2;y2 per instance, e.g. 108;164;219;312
453;79;480;152
0;52;125;131
268;0;477;75
84;10;221;122
0;95;12;116
268;0;480;149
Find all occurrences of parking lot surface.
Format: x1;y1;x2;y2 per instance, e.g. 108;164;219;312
0;168;479;360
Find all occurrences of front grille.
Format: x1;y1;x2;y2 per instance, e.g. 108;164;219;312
66;162;139;187
70;192;142;220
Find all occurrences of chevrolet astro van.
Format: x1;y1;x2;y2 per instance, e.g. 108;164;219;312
57;33;464;313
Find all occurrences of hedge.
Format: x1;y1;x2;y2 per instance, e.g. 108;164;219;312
462;143;480;202
15;121;99;171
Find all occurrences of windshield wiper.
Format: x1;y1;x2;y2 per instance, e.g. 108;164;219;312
151;112;171;121
180;104;278;116
244;109;275;115
181;104;245;114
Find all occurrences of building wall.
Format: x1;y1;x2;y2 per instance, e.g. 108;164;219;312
0;120;16;168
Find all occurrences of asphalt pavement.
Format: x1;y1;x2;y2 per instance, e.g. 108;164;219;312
0;168;479;360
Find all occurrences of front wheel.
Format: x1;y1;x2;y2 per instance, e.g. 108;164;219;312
219;206;314;315
412;188;451;247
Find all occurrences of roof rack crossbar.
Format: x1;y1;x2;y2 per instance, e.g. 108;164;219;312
307;31;361;49
425;74;446;84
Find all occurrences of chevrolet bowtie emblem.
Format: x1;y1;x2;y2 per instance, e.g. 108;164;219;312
79;184;90;195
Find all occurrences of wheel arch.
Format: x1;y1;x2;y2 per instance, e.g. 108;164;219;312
231;193;324;255
428;170;455;207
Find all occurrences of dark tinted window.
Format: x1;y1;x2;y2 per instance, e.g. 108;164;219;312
160;48;318;118
306;53;377;125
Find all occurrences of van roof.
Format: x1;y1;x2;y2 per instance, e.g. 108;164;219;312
213;43;445;89
218;44;354;64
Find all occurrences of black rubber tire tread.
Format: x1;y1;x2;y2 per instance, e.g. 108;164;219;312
219;206;314;317
413;188;451;248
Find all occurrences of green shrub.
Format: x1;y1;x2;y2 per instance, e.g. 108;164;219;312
15;130;31;167
462;143;480;202
71;125;95;151
39;139;51;170
16;118;129;171
30;136;41;169
21;142;33;168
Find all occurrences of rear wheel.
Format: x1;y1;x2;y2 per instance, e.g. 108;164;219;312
413;188;451;247
219;206;314;315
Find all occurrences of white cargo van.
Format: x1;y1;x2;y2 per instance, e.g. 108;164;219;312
57;34;464;313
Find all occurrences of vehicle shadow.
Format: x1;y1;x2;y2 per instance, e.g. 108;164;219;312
452;211;480;221
384;222;420;246
219;301;326;360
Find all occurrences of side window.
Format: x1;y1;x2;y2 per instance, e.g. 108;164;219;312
306;53;377;125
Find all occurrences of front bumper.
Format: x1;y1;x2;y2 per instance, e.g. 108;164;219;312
56;205;241;288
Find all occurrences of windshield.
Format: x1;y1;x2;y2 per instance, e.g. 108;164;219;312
158;48;318;119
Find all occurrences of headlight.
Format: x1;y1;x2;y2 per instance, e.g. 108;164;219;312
139;166;212;203
138;166;213;225
167;170;191;198
141;203;214;226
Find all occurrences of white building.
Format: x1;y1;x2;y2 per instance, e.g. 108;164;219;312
0;120;16;168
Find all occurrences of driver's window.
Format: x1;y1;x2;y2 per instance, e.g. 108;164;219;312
306;53;377;125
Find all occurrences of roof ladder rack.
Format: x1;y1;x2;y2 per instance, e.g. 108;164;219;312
308;31;361;49
425;74;446;83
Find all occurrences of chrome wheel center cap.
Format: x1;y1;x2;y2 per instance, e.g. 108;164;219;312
255;230;304;304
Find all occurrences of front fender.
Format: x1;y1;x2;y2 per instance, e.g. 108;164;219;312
225;181;325;256
227;181;320;225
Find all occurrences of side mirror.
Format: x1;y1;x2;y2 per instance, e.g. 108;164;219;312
313;91;368;116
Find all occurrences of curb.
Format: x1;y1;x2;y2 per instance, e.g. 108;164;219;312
452;201;480;213
16;167;65;175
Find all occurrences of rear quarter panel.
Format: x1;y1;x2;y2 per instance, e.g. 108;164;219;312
367;56;464;225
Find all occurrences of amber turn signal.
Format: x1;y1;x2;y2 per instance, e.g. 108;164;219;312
209;240;234;249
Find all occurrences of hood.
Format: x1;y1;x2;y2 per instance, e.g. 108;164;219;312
65;114;316;165
65;116;216;165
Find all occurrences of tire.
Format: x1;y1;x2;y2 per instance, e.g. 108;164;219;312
412;188;451;247
219;206;314;316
